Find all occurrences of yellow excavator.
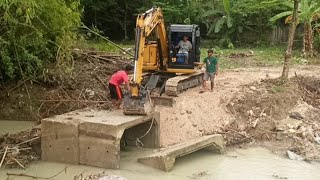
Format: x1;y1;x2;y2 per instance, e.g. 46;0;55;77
123;6;202;115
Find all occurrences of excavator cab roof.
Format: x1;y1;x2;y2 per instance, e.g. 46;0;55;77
169;24;199;33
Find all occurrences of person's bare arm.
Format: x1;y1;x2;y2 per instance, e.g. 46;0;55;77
126;82;130;91
123;74;131;91
195;58;207;69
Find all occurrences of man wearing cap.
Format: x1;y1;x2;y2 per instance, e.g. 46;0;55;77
203;49;219;91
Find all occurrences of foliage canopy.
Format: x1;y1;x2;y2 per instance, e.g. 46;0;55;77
0;0;81;80
1;0;320;81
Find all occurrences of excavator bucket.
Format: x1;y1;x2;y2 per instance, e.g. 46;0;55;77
123;91;154;115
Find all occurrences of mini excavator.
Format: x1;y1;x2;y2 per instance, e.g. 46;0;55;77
123;6;202;115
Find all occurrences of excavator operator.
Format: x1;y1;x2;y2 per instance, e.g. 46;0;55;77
175;35;192;64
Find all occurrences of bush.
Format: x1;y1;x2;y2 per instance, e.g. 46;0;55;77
0;0;81;80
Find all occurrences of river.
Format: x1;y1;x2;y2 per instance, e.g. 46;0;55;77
0;121;319;180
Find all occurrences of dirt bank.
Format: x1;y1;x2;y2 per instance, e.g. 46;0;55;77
0;51;129;121
158;65;320;160
2;60;320;163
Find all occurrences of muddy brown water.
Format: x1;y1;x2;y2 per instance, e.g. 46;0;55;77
0;121;36;134
0;121;320;180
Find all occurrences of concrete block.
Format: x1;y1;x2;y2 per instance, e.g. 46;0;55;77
41;116;80;164
138;134;225;171
79;122;122;141
79;136;120;169
41;109;161;169
78;111;160;168
78;119;121;169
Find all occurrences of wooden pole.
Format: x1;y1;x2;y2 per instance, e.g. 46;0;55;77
82;25;134;57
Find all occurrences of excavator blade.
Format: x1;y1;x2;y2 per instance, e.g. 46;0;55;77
123;92;154;115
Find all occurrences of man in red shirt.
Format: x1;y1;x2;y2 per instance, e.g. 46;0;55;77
109;64;133;109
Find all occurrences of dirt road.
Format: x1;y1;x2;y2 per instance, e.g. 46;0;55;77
158;65;320;147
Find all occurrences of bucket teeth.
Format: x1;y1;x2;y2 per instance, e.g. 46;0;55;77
123;93;154;115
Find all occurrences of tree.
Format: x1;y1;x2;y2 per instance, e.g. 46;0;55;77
0;0;81;80
199;0;232;35
81;0;146;40
270;0;320;57
191;0;291;46
80;0;293;46
282;0;300;79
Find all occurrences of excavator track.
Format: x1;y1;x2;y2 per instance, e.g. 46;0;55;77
165;71;203;96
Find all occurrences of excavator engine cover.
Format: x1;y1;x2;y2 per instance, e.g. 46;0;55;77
123;91;154;115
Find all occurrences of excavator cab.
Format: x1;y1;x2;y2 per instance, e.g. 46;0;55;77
168;25;201;71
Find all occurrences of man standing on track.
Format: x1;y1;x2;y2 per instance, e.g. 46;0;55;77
203;49;219;91
108;64;133;109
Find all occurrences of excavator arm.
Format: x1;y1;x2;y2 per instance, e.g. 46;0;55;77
133;6;168;87
123;6;168;115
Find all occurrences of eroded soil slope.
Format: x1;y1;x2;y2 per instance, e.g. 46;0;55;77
158;66;320;160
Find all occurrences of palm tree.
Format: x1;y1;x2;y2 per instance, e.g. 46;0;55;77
270;0;320;57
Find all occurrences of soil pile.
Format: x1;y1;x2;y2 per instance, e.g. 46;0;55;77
156;67;320;149
211;76;320;161
297;75;320;109
223;78;300;145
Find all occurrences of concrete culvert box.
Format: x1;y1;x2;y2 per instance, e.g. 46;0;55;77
41;109;160;169
78;110;160;169
121;118;160;149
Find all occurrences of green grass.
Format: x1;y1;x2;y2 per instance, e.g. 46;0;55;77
78;39;312;70
75;39;134;53
200;46;306;70
271;85;285;93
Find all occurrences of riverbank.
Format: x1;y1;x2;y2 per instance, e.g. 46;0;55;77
0;132;319;180
158;65;320;161
2;65;320;169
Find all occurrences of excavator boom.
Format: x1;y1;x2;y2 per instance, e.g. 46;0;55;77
123;7;167;115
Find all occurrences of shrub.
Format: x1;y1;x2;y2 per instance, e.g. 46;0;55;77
0;0;81;80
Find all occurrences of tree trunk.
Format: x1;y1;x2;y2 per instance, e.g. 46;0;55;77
282;0;300;79
302;23;314;57
124;3;128;40
124;17;128;40
94;9;97;26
